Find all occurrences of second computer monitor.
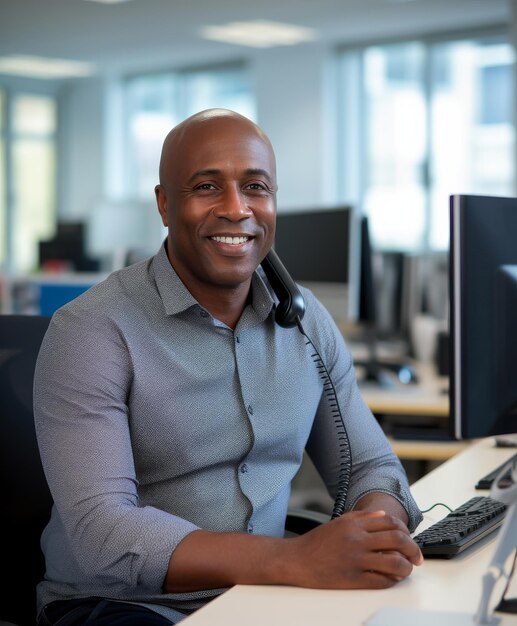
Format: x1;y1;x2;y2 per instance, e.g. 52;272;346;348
450;193;517;440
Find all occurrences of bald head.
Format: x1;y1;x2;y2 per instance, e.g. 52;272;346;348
158;108;276;188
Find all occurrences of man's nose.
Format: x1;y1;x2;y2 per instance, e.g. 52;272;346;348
212;184;253;220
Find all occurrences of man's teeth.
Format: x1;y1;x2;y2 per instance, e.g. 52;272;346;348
211;236;249;244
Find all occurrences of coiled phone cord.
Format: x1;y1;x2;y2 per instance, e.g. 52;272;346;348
295;317;353;520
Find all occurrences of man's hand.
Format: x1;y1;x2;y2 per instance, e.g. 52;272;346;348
285;509;423;590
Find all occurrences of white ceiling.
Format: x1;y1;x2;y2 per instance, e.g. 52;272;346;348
0;0;511;76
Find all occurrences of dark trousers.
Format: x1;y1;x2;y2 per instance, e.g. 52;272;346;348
37;598;175;626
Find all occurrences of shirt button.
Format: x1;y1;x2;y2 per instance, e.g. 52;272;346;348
235;336;240;343
240;463;248;474
200;310;209;318
247;405;254;415
247;523;254;534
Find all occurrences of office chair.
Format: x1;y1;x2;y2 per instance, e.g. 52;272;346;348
284;508;329;535
0;313;326;625
0;314;52;626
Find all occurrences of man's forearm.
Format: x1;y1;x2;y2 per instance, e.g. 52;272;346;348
164;529;294;593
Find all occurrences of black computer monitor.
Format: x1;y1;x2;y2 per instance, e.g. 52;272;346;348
39;221;100;272
273;206;353;284
450;193;517;439
357;215;377;326
352;216;416;387
273;206;359;330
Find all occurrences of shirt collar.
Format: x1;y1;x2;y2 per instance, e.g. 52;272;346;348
151;241;276;322
152;242;199;316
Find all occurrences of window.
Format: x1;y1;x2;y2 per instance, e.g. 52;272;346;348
339;33;515;252
125;65;255;199
362;42;427;251
11;94;57;272
0;90;57;273
429;39;515;250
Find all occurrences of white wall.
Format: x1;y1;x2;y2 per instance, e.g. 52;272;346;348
59;78;104;222
252;44;338;211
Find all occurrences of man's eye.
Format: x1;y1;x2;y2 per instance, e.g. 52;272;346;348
196;183;216;191
246;182;266;191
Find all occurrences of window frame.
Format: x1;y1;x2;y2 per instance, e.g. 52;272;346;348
336;24;515;253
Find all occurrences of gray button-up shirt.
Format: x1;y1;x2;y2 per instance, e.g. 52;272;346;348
34;243;422;621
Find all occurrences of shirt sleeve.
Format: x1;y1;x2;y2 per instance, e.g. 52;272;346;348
302;295;423;532
33;305;199;592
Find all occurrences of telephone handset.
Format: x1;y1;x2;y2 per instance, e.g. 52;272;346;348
260;249;306;328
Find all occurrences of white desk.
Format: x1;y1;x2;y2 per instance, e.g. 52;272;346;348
182;438;517;626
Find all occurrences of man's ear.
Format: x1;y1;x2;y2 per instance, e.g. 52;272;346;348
155;185;168;227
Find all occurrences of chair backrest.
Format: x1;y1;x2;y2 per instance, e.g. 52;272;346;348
0;314;52;626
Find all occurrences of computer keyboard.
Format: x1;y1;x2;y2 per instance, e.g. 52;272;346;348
475;451;517;489
413;496;507;558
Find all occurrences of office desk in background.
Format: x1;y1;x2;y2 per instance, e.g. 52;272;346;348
1;272;105;315
182;438;517;626
355;357;469;465
358;360;448;418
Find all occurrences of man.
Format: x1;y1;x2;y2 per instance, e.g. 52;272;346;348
34;109;423;626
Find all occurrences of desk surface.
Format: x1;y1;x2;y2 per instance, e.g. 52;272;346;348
388;437;469;461
182;438;517;626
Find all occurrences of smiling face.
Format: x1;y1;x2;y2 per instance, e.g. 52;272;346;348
155;110;277;300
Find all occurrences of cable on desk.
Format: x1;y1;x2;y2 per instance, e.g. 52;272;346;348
419;502;453;514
